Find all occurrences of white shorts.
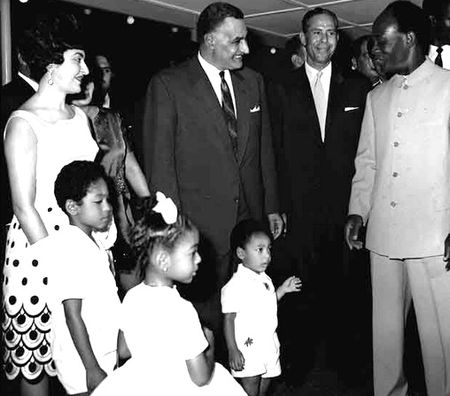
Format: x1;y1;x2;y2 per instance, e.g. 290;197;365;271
55;350;116;395
231;333;281;379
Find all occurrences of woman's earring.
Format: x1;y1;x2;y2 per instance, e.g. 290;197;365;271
48;71;54;86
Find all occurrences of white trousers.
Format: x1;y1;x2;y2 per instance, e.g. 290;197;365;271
370;252;450;396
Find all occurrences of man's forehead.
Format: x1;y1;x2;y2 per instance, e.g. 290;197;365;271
305;14;337;31
215;16;247;36
373;14;399;35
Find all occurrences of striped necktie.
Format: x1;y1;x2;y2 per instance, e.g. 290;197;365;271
220;71;238;156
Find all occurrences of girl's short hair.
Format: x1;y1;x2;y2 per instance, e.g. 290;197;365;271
130;196;197;282
54;160;107;213
19;11;84;81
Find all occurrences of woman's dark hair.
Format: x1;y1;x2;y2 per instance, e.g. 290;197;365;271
54;160;107;214
229;218;272;270
197;2;244;44
129;196;197;282
19;10;84;81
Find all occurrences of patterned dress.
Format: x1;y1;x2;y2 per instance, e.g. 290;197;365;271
2;106;99;380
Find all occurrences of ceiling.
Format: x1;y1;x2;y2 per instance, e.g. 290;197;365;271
64;0;423;47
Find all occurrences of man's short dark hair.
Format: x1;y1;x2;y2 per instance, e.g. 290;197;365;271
382;0;431;53
302;7;339;32
197;2;244;43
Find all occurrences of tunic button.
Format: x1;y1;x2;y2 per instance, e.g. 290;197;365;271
403;84;409;90
397;112;402;117
390;201;397;208
393;141;399;147
392;172;398;177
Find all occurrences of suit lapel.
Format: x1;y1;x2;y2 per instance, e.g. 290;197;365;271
231;71;250;164
187;59;237;161
295;67;323;146
325;67;344;141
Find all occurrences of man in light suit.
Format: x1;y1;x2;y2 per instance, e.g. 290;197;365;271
269;7;369;370
142;2;282;353
345;2;450;396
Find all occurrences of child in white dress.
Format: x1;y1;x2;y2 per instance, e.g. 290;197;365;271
91;193;246;396
43;160;121;395
221;219;302;396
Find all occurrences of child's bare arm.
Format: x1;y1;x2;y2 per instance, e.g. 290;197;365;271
63;299;107;392
185;347;215;386
117;330;131;361
223;312;245;371
276;276;302;300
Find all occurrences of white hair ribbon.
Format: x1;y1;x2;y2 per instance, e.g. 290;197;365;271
153;191;178;225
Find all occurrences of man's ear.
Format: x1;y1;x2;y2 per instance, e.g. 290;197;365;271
65;199;79;216
299;32;306;46
236;247;245;261
205;32;215;49
405;31;416;48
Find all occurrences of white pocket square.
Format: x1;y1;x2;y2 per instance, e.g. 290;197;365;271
344;106;359;111
250;105;260;113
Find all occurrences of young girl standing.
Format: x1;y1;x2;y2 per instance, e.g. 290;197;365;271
221;219;302;396
92;194;246;396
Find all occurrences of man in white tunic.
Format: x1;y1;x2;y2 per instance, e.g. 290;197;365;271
345;2;450;396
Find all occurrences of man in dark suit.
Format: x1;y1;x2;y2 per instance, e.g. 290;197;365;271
142;1;282;353
269;7;369;371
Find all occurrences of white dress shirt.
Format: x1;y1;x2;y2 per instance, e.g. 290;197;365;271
304;61;332;141
197;52;237;116
428;44;450;70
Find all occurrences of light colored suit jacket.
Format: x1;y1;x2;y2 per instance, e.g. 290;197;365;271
349;59;450;258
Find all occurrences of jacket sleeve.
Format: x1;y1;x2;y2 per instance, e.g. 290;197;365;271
142;73;181;208
348;91;376;224
258;74;279;215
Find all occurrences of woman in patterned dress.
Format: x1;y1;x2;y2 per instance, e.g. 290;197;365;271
1;11;100;396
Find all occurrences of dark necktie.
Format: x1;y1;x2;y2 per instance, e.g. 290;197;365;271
435;46;443;67
219;71;238;156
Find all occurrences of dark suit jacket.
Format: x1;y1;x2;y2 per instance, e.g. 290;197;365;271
1;76;35;228
269;65;369;249
142;57;278;256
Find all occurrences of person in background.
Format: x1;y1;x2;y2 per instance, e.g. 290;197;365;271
1;11;101;396
90;194;247;396
423;0;450;69
221;219;301;396
345;2;450;395
93;53;114;108
69;63;151;298
351;35;384;87
142;1;282;361
0;22;38;267
46;160;120;395
284;35;306;70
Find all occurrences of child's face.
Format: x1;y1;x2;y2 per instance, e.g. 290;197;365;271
74;178;112;234
238;232;271;274
167;229;201;284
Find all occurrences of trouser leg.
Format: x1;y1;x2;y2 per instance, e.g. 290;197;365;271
406;257;447;396
370;252;410;396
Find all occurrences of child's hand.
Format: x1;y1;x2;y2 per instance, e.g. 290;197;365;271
229;348;245;372
276;276;302;300
86;365;107;392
